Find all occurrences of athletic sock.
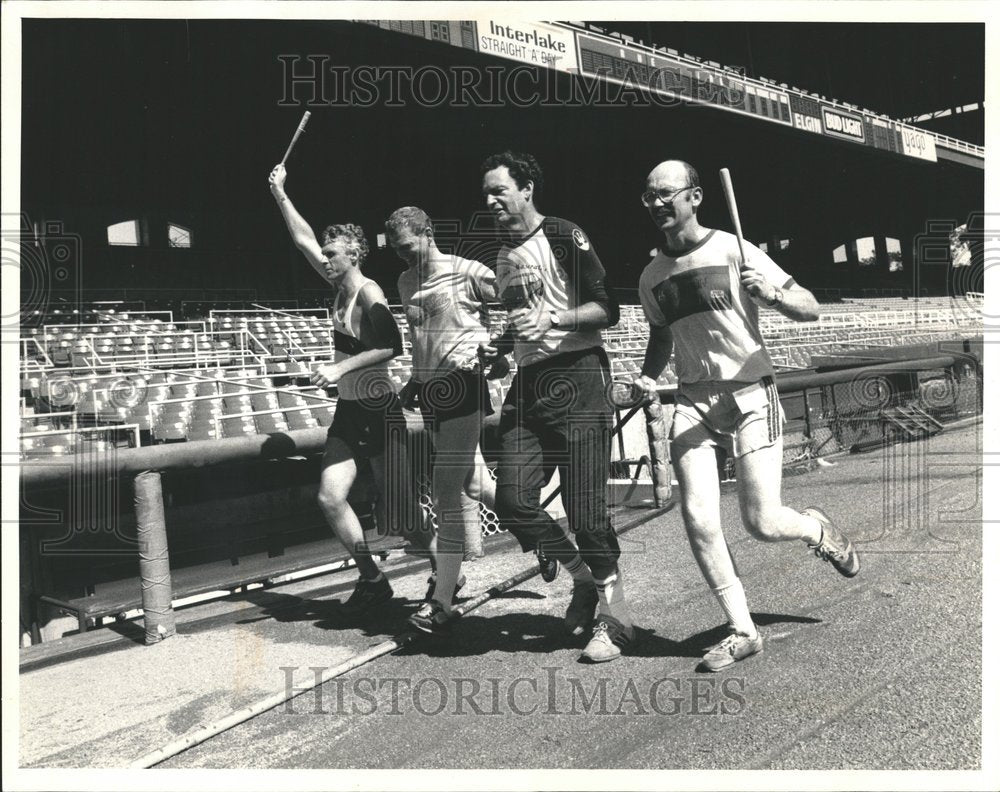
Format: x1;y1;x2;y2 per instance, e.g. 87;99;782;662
594;568;633;630
354;555;380;581
563;554;595;583
712;579;757;638
427;571;466;588
432;536;464;613
803;516;823;545
461;491;484;560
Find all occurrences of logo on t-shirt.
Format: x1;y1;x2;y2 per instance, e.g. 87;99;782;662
709;289;732;310
406;293;452;327
405;303;426;327
501;277;544;310
652;266;733;324
572;228;590;251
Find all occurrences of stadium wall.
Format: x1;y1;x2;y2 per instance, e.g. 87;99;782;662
20;19;983;312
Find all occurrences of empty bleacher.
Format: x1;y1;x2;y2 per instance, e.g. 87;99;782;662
17;296;983;458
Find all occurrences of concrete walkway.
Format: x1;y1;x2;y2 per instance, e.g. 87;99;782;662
18;424;984;770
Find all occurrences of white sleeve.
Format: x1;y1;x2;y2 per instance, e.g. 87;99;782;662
638;266;668;327
745;244;795;289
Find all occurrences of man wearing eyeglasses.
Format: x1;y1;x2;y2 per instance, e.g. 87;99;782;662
634;159;860;672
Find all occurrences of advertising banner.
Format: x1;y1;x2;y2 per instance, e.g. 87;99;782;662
476;20;579;72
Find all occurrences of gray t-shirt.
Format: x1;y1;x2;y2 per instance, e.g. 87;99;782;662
398;256;494;381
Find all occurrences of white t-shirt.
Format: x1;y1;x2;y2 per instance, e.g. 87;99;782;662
398;257;494;381
496;216;607;367
638;229;795;384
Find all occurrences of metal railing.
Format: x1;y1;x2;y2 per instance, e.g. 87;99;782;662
19;351;980;645
20;423;142;456
208;307;330;322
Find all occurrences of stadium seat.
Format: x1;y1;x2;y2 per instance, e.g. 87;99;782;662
221;380;251;395
223;395;252;414
124;407;153;431
170;383;197;398
153;421;188;442
222;416;256;438
99;404;129;423
254;414;289;434
250;392;278;411
310;405;336;426
277;390;305;408
187;423;220;442
284;408;318;430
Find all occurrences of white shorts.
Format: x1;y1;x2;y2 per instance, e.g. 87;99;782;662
670;376;784;458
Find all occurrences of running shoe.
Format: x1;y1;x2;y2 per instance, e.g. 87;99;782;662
580;615;633;663
804;506;860;578
537;546;560;582
408;600;454;636
701;630;763;672
340;575;393;615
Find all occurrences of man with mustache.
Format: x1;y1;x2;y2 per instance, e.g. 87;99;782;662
634;159;860;672
478;150;635;663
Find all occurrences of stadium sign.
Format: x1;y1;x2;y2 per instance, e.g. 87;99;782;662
477;20;579;72
792;111;823;134
356;20;981;169
574;31;792;126
821;107;866;143
899;125;938;162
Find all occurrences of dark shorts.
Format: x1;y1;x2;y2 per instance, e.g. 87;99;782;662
417;367;495;429
327;394;406;459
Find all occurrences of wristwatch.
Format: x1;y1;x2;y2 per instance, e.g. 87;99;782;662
549;311;562;328
765;288;785;307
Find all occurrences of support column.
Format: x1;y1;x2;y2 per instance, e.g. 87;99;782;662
133;470;176;644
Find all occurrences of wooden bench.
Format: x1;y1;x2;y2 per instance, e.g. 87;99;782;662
35;528;405;635
23;455;399;641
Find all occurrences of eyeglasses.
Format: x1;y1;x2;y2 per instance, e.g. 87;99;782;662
640;185;695;207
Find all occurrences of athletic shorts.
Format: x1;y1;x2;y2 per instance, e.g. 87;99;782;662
327;394;406;459
670;376;784;458
417;367;494;429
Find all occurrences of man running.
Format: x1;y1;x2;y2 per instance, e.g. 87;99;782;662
268;163;429;614
478;151;635;663
634;159;860;671
387;206;498;635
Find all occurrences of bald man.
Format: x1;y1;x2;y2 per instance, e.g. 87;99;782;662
634;160;859;672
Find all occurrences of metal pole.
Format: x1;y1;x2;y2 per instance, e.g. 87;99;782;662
538;404;642;511
803;389;812;442
133;470;176;644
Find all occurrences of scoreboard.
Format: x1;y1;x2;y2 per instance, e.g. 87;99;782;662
576;32;793;127
357;20;980;168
